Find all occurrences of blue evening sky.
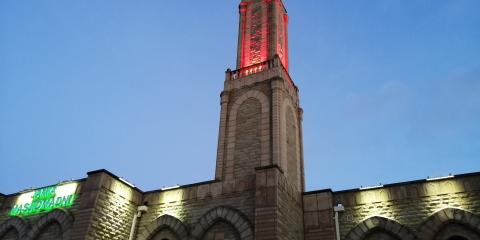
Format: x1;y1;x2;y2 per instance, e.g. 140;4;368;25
1;1;479;194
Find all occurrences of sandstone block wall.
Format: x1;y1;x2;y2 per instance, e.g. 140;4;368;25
136;176;256;239
277;170;303;240
254;165;304;240
303;173;480;240
2;169;480;240
303;190;335;240
82;171;142;240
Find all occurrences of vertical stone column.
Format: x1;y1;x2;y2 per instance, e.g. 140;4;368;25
298;107;305;191
215;91;230;180
271;78;283;169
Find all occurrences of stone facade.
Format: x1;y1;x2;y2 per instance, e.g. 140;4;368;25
303;173;480;240
2;170;479;240
1;1;479;240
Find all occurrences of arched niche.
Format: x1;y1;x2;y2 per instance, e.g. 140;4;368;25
419;208;480;240
26;209;74;240
137;214;188;240
190;206;253;240
344;216;416;240
0;217;28;240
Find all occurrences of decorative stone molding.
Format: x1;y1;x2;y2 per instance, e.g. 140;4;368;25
137;214;189;240
190;206;254;240
0;217;29;239
345;216;416;240
26;208;74;240
418;208;480;240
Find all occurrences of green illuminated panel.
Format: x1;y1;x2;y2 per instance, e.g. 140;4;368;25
9;182;78;217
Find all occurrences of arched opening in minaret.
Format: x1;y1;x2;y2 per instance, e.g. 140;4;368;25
233;98;262;179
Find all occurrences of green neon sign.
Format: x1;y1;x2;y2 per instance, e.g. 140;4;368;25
9;182;78;217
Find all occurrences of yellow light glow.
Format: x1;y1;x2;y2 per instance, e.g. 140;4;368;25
55;182;79;198
356;189;390;204
15;191;35;206
159;189;184;204
347;178;471;229
111;180;133;200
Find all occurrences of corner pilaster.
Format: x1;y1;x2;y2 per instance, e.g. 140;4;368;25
215;91;230;180
271;79;283;170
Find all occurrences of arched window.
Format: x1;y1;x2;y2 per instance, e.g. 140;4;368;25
190;206;253;240
448;236;468;240
139;215;188;240
33;222;62;240
0;218;28;239
434;223;480;240
419;208;480;240
344;216;415;240
201;221;240;240
0;228;19;240
149;228;178;240
364;230;401;240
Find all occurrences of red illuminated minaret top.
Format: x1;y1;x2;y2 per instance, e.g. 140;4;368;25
236;0;289;71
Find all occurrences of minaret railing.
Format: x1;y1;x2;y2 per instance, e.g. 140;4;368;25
225;56;295;88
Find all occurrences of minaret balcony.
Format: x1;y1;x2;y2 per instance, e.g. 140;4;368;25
224;55;297;92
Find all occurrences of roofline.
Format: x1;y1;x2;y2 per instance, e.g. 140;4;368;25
327;171;480;194
88;169;220;194
1;178;87;197
144;180;220;194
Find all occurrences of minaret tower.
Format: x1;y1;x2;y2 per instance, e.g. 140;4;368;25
215;0;304;238
216;0;303;191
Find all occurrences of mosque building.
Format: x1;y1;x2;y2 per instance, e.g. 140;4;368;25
1;1;479;239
